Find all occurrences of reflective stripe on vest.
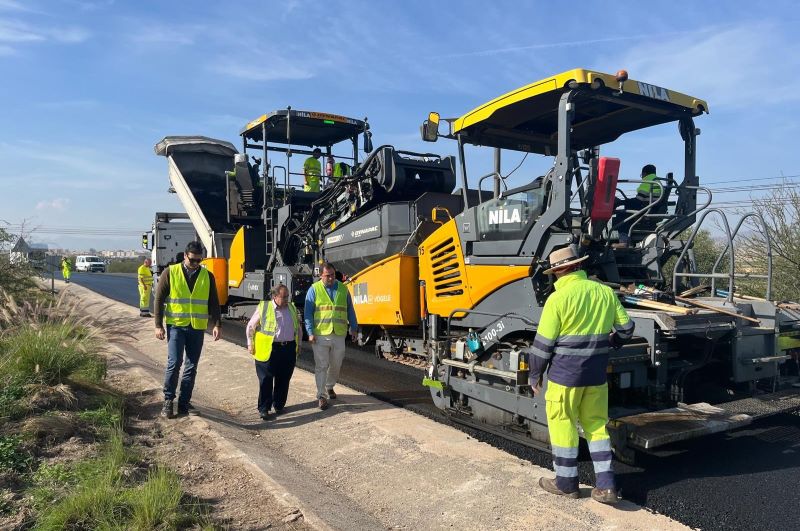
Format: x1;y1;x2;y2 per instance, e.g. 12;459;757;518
531;270;633;386
312;280;348;336
635;173;662;200
254;300;300;362
137;264;153;286
164;264;210;330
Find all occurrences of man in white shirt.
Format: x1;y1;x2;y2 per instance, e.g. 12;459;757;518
246;284;302;420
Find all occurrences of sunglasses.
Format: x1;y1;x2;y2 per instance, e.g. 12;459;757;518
187;257;203;264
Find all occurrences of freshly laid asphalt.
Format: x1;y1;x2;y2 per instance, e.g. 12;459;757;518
70;271;800;531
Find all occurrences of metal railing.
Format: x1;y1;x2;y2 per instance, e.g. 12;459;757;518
710;213;772;300
672;208;736;302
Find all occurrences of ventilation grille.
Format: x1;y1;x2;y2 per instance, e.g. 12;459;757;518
430;237;463;297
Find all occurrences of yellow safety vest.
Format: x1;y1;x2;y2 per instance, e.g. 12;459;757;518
636;173;662;200
312;280;349;336
164;264;210;330
137;264;153;287
254;300;300;361
304;157;321;192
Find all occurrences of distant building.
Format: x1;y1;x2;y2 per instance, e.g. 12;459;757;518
10;237;47;265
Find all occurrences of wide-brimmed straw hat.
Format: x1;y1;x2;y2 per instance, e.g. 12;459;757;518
543;245;589;275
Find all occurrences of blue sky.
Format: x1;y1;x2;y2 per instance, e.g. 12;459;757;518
2;0;800;250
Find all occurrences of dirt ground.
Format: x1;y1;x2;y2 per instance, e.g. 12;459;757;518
105;353;314;531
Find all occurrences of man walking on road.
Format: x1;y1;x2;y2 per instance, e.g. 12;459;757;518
153;241;221;419
304;263;358;410
138;257;154;317
529;246;634;504
60;256;72;284
246;284;302;420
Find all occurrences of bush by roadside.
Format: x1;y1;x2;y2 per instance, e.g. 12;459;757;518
106;259;141;274
0;288;218;530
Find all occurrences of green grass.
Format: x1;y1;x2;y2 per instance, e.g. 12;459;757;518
0;380;26;421
0;322;106;387
77;399;123;432
106;260;140;274
0;434;32;473
31;427;216;530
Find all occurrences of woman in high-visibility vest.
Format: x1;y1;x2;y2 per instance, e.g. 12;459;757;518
246;284;302;420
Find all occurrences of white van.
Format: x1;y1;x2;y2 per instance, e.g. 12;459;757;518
75;255;106;273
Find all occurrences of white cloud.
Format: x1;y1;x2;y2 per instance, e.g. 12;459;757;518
36;198;71;211
0;19;45;42
604;22;800;109
0;0;35;12
130;26;198;46
0;18;89;46
211;58;314;82
53;26;90;43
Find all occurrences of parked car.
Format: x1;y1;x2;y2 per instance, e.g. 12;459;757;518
74;255;106;273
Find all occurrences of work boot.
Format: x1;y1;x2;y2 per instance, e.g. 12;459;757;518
591;487;620;505
327;388;337;399
318;397;329;410
538;477;580;499
160;400;174;419
177;402;197;416
259;410;270;421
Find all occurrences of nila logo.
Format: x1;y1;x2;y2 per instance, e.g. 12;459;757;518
352;282;369;304
488;207;522;225
637;82;670;102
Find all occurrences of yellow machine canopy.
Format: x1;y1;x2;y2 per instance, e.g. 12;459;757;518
451;68;708;154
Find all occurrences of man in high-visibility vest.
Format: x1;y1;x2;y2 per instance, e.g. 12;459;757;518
153;241;221;419
61;257;72;283
246;284;302;420
304;262;358;410
303;148;322;192
615;164;663;247
530;245;634;504
138;257;154;318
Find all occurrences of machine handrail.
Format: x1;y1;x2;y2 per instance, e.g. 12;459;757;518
710;212;773;300
655;184;713;237
270;165;288;205
672;208;735;302
477;171;508;203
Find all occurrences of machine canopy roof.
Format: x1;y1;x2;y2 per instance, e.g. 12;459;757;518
452;68;708;154
241;110;366;147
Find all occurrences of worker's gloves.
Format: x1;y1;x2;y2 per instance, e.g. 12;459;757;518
608;332;624;350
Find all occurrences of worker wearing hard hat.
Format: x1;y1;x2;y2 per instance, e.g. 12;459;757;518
60;256;72;284
137;257;154;318
303;148;322;192
529;245;634;505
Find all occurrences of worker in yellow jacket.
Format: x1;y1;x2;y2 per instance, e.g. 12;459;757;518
530;246;634;505
303;148;322;192
60;257;72;283
246;284;302;420
138;257;154;317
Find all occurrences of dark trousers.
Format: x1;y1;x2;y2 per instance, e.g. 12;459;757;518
163;325;205;407
254;341;297;414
